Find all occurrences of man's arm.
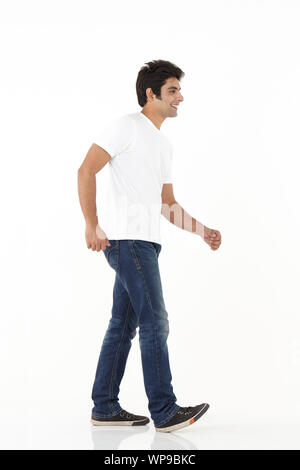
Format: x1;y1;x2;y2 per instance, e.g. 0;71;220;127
77;143;111;251
161;183;221;250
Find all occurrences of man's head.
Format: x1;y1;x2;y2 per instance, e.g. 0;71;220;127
136;60;185;118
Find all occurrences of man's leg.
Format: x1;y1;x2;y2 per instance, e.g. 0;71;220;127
91;271;138;417
117;240;180;428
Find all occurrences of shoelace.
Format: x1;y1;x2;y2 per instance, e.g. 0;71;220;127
119;410;135;419
177;406;194;415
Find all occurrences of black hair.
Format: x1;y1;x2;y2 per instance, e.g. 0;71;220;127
136;59;185;107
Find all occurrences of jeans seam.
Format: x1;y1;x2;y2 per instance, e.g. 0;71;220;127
108;299;132;412
129;241;141;270
130;242;153;310
130;241;162;390
116;240;120;270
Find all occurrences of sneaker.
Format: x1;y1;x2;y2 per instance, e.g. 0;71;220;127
91;409;150;426
155;403;209;432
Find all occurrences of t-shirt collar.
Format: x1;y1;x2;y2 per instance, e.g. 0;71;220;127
139;112;161;133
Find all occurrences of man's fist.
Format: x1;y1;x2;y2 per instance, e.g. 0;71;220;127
204;226;222;251
85;223;111;252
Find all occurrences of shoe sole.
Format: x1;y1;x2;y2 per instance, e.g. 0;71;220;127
91;418;150;426
155;404;209;433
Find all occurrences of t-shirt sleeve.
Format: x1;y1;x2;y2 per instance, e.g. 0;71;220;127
94;115;135;159
162;142;173;184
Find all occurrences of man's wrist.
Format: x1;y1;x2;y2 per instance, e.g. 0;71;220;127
85;217;98;229
195;221;205;238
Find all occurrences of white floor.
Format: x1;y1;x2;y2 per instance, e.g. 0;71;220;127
1;409;300;450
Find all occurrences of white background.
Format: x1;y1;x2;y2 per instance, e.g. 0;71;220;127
1;0;300;450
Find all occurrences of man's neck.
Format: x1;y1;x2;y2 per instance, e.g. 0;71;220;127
141;109;165;130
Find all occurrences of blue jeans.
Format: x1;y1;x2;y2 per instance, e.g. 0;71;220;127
91;239;180;427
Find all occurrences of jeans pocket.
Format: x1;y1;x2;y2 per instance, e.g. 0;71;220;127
103;240;119;271
152;242;162;256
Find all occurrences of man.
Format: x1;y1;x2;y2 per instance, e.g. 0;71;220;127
77;60;221;433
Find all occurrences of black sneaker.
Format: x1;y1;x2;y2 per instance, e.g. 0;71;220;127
91;409;150;426
155;404;209;432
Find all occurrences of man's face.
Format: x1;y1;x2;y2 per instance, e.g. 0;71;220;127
148;77;184;117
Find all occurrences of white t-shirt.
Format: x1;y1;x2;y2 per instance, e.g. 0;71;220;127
95;112;173;244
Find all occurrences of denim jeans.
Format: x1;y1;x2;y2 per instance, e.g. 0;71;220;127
91;239;180;427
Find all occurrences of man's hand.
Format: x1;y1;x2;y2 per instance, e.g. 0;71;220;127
85;223;111;252
204;226;222;251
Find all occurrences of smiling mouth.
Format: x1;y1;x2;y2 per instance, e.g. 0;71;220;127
171;105;178;110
